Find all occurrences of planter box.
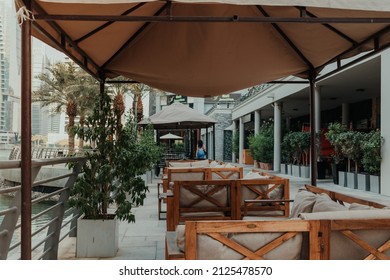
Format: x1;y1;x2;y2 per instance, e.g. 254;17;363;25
280;163;288;174
346;172;357;189
76;216;119;258
292;164;301;177
357;173;370;191
300;165;310;178
338;171;346;187
317;161;326;179
369;175;380;193
259;162;273;170
287;164;292;175
331;163;346;184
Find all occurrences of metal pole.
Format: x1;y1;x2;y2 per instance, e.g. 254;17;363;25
212;124;216;160
21;0;32;260
309;72;318;186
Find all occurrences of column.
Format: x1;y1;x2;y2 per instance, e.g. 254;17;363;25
239;117;244;164
315;86;321;134
273;102;282;172
232;120;237;163
254;110;261;135
381;50;390;196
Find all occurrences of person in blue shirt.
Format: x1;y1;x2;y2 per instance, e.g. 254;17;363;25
196;140;206;159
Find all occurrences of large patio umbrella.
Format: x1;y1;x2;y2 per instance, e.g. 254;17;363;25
19;1;390;97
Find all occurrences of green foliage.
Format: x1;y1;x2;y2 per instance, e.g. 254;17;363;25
172;142;185;153
325;122;348;164
362;130;384;175
281;131;310;165
232;129;239;157
248;123;274;163
69;91;162;223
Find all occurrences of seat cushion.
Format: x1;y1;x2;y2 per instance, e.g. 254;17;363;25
290;188;317;218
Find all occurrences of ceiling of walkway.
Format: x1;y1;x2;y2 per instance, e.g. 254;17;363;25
256;55;381;120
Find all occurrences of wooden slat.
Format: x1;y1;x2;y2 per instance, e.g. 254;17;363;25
244;232;298;260
340;230;390;260
207;232;263;260
365;239;390;260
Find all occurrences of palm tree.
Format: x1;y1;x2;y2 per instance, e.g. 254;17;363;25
33;61;99;154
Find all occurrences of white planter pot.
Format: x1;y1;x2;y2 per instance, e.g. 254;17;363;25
280;163;288;174
357;173;370;191
76;216;119;258
369;175;380;193
300;166;310;178
338;171;347;187
346;172;357;189
292;165;301;177
287;164;292;175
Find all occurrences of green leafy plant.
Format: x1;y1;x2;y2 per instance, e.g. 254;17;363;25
338;130;367;173
69;90;162;222
248;123;274;163
362;130;384;175
325;122;348;164
281;131;310;165
232;129;239;158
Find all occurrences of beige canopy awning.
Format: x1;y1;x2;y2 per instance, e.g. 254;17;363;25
21;0;390;97
139;103;217;129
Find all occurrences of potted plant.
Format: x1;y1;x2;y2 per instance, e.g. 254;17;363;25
338;130;366;189
248;122;274;170
325;122;347;185
69;90;162;258
362;129;384;193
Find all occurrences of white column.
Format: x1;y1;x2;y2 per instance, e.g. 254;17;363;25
239;117;244;164
232;120;237;162
273;102;282;172
342;103;349;127
315;86;321;134
254;110;261;135
155;95;161;112
381;50;390;196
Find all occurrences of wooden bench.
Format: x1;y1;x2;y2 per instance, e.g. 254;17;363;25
168;185;390;260
236;175;291;219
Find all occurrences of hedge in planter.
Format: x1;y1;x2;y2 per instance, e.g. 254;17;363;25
248;123;274;167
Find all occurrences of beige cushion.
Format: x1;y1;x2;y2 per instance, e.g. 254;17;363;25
176;225;229;259
209;161;219;167
191;159;210;167
210;169;241;180
300;210;390;260
312;193;348;212
169;162;192;167
290;188;317;218
171;172;205;181
349;203;377;210
179;184;228;207
299;209;390;220
243;171;272;179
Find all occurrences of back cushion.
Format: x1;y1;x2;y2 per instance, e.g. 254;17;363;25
179;184;228;208
169;162;192;167
312;193;348;212
290;189;317;218
191;160;210;167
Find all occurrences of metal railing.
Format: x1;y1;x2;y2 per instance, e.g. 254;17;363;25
0;156;86;260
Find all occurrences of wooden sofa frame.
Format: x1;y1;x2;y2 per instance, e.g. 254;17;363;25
166;184;390;260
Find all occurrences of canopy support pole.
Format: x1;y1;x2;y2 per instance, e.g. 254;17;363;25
21;0;32;260
309;71;318;186
212;124;216;160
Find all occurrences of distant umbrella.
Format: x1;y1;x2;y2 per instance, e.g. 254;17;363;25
160;133;183;140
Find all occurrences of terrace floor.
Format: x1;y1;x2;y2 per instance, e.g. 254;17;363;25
58;164;390;260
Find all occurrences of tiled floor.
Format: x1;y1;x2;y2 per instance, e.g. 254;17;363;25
58;165;390;260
